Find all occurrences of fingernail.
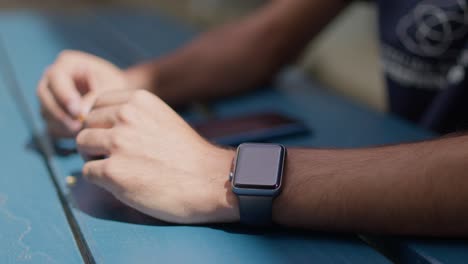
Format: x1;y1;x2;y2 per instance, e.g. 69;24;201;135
67;101;81;117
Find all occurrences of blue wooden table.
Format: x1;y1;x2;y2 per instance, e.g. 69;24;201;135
0;10;467;264
0;35;82;263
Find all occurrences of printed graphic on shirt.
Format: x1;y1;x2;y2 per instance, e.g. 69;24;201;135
381;0;468;90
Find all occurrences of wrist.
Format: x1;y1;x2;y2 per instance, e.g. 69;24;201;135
272;147;299;226
205;146;239;223
124;62;160;92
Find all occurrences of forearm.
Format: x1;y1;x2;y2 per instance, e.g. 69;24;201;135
274;135;468;236
125;0;347;106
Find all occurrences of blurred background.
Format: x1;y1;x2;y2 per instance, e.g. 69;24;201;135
0;0;385;111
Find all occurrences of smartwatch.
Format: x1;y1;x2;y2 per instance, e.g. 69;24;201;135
229;143;286;226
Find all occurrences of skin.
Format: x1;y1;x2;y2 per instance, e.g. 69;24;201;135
77;89;468;237
276;141;468;236
37;0;347;136
37;0;468;236
77;90;238;223
127;0;347;105
37;51;135;137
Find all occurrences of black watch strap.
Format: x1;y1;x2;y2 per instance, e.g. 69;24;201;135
238;195;273;226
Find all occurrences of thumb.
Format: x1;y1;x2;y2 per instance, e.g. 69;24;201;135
80;91;99;118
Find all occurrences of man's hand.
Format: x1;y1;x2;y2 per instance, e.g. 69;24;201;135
37;50;133;137
76;89;239;224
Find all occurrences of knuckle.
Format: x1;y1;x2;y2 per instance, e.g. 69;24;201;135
131;89;150;103
116;104;135;124
109;130;125;151
55;93;73;107
75;129;89;147
93;95;105;107
61;96;74;107
44;65;58;77
101;159;117;180
45;65;65;82
57;50;76;61
82;163;92;178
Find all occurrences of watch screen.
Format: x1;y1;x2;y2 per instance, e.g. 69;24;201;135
233;144;284;189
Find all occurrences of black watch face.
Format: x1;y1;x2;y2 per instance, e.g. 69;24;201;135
233;143;284;190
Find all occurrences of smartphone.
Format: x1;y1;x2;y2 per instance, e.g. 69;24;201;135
192;112;310;146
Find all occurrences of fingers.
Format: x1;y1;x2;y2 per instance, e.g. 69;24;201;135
84;106;121;129
82;157;129;194
37;78;82;133
84;90;140;129
37;50;132;139
48;68;83;117
76;128;112;157
82;159;109;189
80;90;98;116
93;89;135;109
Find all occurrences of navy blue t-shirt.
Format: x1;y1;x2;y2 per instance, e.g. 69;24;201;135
377;0;468;133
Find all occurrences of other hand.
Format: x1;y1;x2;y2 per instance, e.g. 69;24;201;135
76;89;239;224
37;50;133;137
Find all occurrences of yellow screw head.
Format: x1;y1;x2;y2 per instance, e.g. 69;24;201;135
77;114;86;123
66;176;77;187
